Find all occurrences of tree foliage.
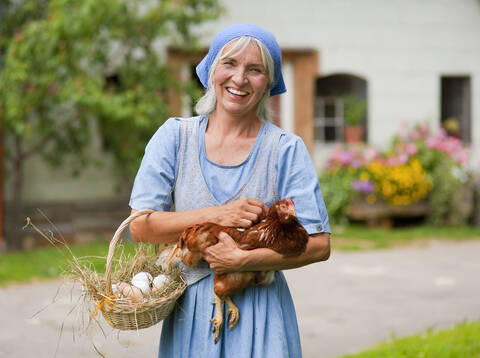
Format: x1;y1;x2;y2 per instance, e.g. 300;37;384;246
0;0;221;250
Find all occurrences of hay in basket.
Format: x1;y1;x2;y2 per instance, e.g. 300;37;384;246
27;209;186;331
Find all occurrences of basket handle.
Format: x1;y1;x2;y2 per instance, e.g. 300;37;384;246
104;209;155;296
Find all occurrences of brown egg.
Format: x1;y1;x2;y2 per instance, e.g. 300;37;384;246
118;282;144;303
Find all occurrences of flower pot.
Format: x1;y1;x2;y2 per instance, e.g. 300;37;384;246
348;196;428;228
344;125;364;143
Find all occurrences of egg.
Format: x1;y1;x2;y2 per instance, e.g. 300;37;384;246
152;274;169;291
131;272;152;285
118;282;144;303
117;282;131;296
132;279;151;296
111;283;121;297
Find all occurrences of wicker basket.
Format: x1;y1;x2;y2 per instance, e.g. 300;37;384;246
98;209;186;330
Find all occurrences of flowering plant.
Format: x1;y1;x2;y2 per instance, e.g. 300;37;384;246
320;122;473;224
326;143;433;206
394;122;470;171
362;158;433;206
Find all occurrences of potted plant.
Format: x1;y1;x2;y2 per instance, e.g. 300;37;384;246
343;94;366;143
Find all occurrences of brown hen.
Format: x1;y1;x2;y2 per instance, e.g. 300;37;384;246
170;198;308;343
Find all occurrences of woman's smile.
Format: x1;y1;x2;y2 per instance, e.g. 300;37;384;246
226;87;249;97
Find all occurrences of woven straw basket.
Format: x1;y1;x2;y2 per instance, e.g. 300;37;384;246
98;209;186;330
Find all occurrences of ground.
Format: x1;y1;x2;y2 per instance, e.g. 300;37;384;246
1;239;479;358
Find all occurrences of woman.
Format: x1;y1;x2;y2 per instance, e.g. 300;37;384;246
129;23;331;358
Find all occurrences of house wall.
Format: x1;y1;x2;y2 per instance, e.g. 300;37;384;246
7;0;480;204
197;0;480;169
3;119;128;203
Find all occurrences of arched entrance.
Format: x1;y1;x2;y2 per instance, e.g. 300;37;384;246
315;74;368;143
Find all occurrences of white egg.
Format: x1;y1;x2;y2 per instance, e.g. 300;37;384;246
152;274;169;291
132;272;153;284
111;283;121;297
131;279;151;296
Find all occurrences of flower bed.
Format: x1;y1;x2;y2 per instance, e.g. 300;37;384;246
320;123;473;225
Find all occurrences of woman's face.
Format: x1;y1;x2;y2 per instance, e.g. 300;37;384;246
213;41;269;119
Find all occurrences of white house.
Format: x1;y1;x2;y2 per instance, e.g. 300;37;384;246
181;0;480;169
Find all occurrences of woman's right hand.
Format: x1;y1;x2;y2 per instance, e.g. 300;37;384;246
210;197;268;228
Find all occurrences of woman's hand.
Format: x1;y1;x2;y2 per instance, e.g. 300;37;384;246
203;232;247;273
210;197;268;228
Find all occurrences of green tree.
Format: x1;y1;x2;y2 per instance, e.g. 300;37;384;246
0;0;221;251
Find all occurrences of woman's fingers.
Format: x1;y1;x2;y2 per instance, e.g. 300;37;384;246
214;197;267;227
218;231;235;243
204;232;245;272
245;204;263;216
237;218;252;228
239;198;270;224
246;198;269;218
241;210;259;222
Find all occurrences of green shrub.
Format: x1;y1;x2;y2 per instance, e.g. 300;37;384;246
319;168;356;225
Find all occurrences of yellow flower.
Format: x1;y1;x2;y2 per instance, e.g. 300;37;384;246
360;172;370;181
367;158;432;205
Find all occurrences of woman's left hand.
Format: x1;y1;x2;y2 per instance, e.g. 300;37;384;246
203;232;246;273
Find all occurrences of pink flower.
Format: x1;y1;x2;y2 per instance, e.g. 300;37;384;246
405;143;418;155
426;137;436;149
418;123;429;136
340;152;352;165
397;154;408;165
363;147;380;164
410;130;421;141
386;157;397;166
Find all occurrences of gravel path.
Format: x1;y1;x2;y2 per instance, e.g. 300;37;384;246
1;239;479;358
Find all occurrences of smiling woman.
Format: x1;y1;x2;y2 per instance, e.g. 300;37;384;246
128;23;331;358
196;36;274;123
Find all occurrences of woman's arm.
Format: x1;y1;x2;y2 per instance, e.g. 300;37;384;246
130;207;217;244
130;197;269;244
203;232;331;273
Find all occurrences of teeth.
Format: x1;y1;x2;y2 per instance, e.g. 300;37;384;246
227;88;248;96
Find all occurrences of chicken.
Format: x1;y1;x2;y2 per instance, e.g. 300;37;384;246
168;198;309;343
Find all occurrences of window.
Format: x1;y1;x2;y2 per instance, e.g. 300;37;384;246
315;74;368;144
440;76;471;142
314;97;344;143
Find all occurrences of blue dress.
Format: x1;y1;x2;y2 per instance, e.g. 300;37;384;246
129;116;330;358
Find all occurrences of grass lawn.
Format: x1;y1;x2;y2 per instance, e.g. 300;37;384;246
340;320;480;358
1;224;480;286
0;238;134;286
332;224;480;251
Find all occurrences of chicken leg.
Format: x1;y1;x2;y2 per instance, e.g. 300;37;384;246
225;296;239;329
211;294;224;343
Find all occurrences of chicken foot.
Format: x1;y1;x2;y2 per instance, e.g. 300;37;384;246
210;295;240;343
211;294;224;343
225;296;239;330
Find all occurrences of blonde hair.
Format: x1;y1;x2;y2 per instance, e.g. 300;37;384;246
195;36;274;121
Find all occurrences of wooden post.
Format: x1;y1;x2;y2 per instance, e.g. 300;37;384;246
283;49;319;154
166;47;207;118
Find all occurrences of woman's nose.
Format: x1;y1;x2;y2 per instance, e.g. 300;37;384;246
232;67;247;85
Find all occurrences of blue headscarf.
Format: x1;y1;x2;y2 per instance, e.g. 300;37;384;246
195;24;286;96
